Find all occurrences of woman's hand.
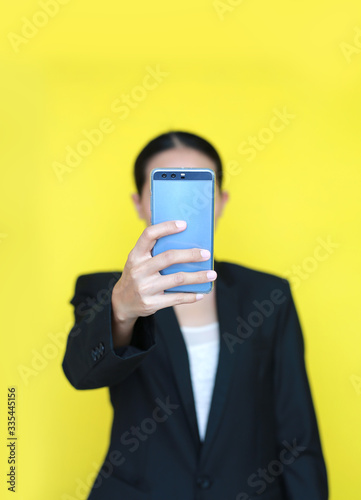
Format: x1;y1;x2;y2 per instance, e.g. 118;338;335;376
110;220;217;347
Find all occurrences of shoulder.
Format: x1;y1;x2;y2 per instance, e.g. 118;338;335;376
70;271;122;304
215;260;291;298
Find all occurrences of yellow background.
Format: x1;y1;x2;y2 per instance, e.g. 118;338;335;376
1;0;361;498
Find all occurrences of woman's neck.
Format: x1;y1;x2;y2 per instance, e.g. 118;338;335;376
172;282;218;328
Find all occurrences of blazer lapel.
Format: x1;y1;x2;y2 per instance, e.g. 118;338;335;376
154;259;241;457
154;300;200;447
199;260;240;462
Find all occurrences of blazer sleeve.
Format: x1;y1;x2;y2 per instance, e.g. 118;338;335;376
62;272;157;390
273;281;328;500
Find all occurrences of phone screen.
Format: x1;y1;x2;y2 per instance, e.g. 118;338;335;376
151;168;215;293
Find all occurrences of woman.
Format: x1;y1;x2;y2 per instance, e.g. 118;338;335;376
62;131;328;500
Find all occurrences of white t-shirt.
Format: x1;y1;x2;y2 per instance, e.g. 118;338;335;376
179;321;220;441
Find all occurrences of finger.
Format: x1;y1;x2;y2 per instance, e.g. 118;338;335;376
152;291;207;310
147;247;211;275
134;220;187;257
151;269;217;296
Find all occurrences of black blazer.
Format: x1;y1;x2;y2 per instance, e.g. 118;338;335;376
62;259;328;500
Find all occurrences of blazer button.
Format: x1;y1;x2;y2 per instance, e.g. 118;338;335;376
196;475;212;489
91;349;97;361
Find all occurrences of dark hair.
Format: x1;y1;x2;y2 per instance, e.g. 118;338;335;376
134;131;223;196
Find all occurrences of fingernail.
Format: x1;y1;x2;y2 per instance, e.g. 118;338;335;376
201;249;211;259
175;220;186;228
207;271;217;280
196;294;204;300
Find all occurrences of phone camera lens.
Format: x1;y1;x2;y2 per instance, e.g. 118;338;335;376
162;173;167;178
171;173;176;178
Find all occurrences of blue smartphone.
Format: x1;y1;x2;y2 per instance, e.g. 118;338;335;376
150;168;215;294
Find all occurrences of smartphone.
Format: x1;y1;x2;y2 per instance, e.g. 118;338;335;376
150;167;215;293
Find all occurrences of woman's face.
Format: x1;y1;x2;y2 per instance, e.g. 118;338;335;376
131;147;229;228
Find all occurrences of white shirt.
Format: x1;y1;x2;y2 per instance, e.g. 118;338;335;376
179;321;220;441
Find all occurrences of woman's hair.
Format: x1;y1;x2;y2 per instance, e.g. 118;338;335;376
134;131;223;196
